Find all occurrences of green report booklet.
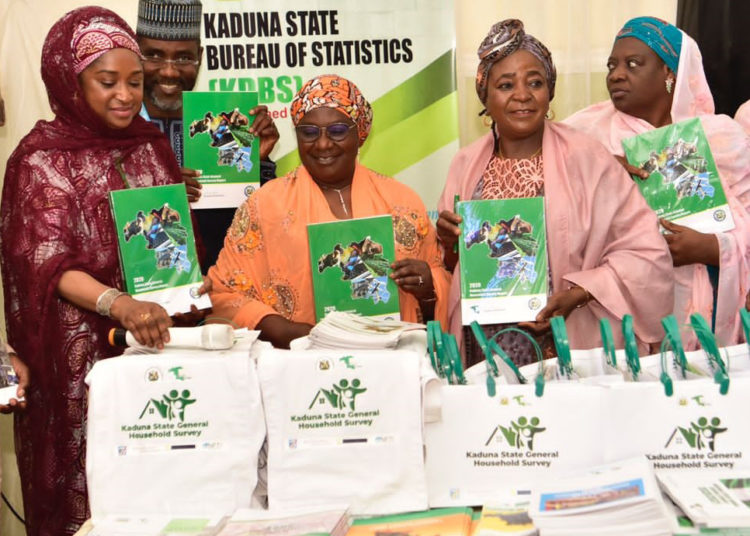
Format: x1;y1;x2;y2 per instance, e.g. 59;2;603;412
182;91;260;210
307;215;400;322
457;198;548;324
622;117;735;234
110;183;210;315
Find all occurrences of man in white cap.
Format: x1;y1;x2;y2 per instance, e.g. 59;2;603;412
136;0;279;271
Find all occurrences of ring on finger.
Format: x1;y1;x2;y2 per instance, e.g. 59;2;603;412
417;275;424;286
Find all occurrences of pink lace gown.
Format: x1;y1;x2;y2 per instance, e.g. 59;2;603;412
0;8;184;536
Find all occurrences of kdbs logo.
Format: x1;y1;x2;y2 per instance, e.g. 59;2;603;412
485;416;546;451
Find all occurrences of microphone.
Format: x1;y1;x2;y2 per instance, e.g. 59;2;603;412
108;324;235;350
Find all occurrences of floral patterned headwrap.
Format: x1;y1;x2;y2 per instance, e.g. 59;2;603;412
290;74;373;145
615;16;682;74
71;15;141;74
475;19;556;110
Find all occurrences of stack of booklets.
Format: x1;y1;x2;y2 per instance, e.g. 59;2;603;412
474;492;537;536
86;515;224;536
658;472;750;529
346;507;474;536
529;457;675;535
307;311;425;349
213;506;350;536
673;514;750;535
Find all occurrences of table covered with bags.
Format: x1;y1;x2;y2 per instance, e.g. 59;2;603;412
79;311;750;534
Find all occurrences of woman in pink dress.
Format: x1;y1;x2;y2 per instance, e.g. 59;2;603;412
437;19;673;366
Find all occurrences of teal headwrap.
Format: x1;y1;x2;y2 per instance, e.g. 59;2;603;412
616;17;682;74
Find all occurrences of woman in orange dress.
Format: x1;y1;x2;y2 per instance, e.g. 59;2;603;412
208;75;451;347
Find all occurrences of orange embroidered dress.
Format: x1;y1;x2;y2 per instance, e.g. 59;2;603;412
208;163;451;330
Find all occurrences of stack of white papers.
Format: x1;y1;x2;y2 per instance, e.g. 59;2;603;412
214;506;350;536
529;457;675;536
307;312;424;349
658;472;750;528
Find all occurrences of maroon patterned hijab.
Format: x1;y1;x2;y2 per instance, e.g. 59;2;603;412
0;9;184;535
13;6;172;160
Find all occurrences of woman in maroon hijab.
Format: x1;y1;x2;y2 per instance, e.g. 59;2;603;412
1;7;181;535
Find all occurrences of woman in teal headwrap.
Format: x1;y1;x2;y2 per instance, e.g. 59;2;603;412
566;16;750;349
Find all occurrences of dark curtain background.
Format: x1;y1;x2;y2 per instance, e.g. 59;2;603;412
677;0;750;116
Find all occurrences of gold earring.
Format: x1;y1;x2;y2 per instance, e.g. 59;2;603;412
545;108;555;120
482;115;493;127
665;77;674;94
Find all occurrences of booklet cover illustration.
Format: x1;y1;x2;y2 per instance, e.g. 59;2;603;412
458;198;548;324
308;215;400;322
538;478;645;512
622;117;734;234
347;507;474;536
183;91;260;209
110;183;210;315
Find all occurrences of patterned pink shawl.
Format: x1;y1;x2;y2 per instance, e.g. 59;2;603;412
736;100;750;135
439;121;674;353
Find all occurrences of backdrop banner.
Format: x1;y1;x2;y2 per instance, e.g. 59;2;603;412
197;1;458;215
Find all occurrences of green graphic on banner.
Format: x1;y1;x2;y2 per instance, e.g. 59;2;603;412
622;117;734;234
307;215;400;321
457;198;548;324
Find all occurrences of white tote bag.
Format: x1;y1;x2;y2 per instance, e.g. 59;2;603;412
424;382;606;507
86;350;265;520
257;348;427;516
603;376;750;472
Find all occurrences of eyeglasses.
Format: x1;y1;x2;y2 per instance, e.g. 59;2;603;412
295;123;356;143
142;55;200;68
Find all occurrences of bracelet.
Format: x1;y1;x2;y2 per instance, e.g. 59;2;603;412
574;286;592;309
96;288;129;317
